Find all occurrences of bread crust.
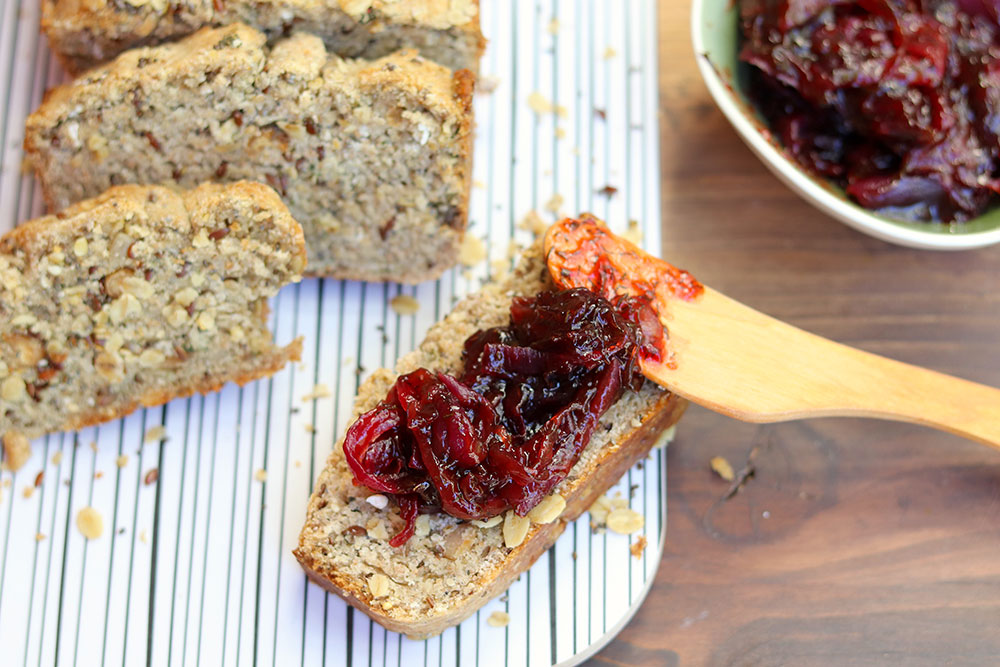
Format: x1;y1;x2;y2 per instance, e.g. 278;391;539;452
41;0;485;75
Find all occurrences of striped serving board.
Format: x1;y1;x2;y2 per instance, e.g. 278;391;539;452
0;1;667;665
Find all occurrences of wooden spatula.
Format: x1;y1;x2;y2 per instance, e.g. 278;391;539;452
545;217;1000;448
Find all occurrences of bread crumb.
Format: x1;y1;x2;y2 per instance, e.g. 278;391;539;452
145;425;167;443
555;126;566;139
254;468;268;482
603;46;617;59
527;92;567;117
502;510;530;548
517;210;548;236
607;508;644;535
2;431;31;472
51;451;63;466
527;494;566;524
367;573;391;598
390;294;420;316
144;468;159;485
23;485;34;499
459;235;486;266
544;194;564;214
77;506;103;539
116;455;129;468
90;441;98;453
548;18;560;34
630;535;648;558
472;180;486;189
301;383;331;402
35;532;46;542
304;423;316;434
710;455;735;482
365;494;389;509
140;529;149;544
487;610;510;628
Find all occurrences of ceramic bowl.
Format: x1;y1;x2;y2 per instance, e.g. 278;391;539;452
690;0;1000;250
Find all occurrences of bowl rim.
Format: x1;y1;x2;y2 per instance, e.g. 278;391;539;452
689;0;1000;251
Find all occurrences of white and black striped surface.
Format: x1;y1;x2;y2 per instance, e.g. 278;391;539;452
0;1;666;665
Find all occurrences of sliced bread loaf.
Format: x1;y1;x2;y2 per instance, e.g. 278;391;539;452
24;23;474;282
0;181;305;470
42;0;484;76
294;241;687;638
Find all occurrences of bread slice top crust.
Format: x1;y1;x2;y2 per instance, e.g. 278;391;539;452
295;241;680;635
0;181;306;459
41;0;484;74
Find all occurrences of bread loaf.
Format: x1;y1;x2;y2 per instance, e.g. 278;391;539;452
41;0;484;75
0;181;305;470
294;241;686;638
24;23;474;282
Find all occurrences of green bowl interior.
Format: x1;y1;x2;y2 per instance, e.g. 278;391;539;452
697;0;1000;236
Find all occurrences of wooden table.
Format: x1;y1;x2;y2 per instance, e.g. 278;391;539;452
592;2;1000;664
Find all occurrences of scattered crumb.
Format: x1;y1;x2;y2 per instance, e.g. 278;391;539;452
2;431;31;472
623;219;643;245
143;468;159;485
390;294;420;316
478;75;500;94
301;383;331;402
653;425;676;449
630;535;648;559
51;451;63;466
94;471;104;480
589;495;612;527
36;533;46;542
571;551;578;560
598;185;619;198
139;529;148;544
144;425;167;443
116;455;128;468
518;210;548;236
294;460;302;468
76;506;103;539
710;455;736;482
342;356;354;368
544;193;564;214
527;91;567;117
607;508;645;535
487;610;510;628
34;470;44;487
459;234;486;266
22;485;34;499
548;18;560;34
90;441;98;453
594;108;607;120
472;179;486;189
304;423;316;434
603;46;617;59
555;126;566;139
254;468;268;483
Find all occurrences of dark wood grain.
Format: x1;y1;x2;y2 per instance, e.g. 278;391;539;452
590;1;1000;664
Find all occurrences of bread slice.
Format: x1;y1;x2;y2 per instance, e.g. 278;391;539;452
294;241;687;638
42;0;484;76
24;23;474;282
0;181;305;471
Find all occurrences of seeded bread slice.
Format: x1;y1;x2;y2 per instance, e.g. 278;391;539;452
0;181;305;471
294;241;687;638
42;0;484;76
24;23;474;282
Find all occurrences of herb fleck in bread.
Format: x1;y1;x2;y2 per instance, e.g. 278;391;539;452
42;0;484;76
0;181;305;471
294;241;687;638
24;23;474;282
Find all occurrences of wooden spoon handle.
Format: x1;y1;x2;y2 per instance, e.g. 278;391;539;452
664;288;1000;448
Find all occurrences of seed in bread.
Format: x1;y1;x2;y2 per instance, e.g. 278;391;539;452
41;0;484;76
294;240;687;638
0;181;305;470
24;23;474;283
